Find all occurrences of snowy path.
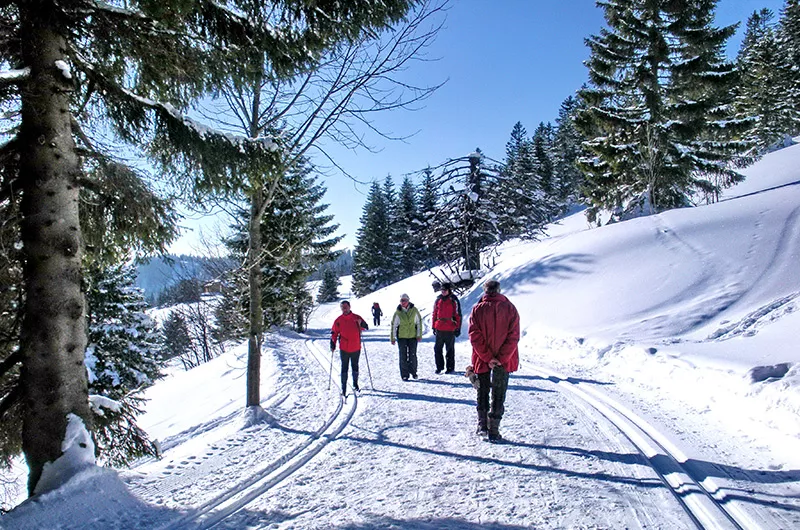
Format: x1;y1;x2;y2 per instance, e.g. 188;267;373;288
178;327;693;529
118;322;800;529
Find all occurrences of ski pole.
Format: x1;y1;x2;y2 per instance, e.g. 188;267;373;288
328;346;335;391
362;340;374;390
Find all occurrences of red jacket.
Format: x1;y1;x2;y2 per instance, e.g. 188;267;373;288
432;294;462;332
468;293;520;374
331;311;368;352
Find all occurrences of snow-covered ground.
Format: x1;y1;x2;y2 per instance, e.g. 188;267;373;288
4;142;800;528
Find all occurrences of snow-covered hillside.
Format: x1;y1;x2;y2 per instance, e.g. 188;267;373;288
4;142;800;528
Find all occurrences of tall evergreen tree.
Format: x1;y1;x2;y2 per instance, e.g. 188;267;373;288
382;175;405;282
84;262;163;467
552;95;586;207
396;175;424;277
577;0;748;220
162;311;192;361
317;268;341;303
531;122;556;199
415;168;440;266
734;9;791;154
352;182;394;296
777;0;800;134
499;126;553;240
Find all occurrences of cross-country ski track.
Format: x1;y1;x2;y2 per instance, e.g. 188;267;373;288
123;325;796;529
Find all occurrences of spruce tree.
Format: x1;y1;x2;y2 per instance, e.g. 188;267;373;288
396;176;424;278
353;181;393;296
552;95;586;207
777;0;800;134
415;168;440;267
577;0;748;218
531;122;556;199
162;311;192;361
211;292;247;345
382;175;405;283
734;9;790;153
317;268;341;303
84;262;163;467
498;126;553;240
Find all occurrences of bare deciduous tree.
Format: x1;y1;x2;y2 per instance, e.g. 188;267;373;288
196;0;446;413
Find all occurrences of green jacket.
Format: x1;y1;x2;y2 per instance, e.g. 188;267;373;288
391;303;423;341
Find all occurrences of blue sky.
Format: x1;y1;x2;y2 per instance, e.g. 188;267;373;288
169;0;787;255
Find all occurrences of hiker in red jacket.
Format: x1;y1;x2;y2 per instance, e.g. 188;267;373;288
431;282;462;374
467;280;520;443
331;300;369;395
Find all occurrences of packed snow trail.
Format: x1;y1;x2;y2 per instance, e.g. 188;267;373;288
193;325;695;529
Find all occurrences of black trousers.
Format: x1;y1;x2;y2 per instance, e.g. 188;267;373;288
477;365;509;420
397;338;418;379
433;331;456;372
373;315;380;326
340;350;360;392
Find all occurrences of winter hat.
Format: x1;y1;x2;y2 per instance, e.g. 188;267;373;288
441;282;453;291
340;300;350;306
483;280;501;294
400;294;410;301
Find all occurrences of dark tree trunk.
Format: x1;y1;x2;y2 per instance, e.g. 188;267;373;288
18;5;92;495
246;187;263;408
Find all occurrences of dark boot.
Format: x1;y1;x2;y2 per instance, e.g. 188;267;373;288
487;417;502;443
476;410;488;436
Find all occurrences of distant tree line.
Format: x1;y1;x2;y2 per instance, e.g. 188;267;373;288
351;99;584;296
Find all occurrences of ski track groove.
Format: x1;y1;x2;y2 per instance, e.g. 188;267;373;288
128;338;357;530
170;339;356;529
522;364;780;530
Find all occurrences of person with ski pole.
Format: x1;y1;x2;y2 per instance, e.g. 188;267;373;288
390;293;423;381
467;280;520;443
330;300;369;396
432;282;462;374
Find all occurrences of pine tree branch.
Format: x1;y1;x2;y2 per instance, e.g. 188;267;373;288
0;383;20;420
0;350;21;381
0;68;30;89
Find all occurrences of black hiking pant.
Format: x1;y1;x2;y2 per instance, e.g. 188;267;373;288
476;365;509;422
397;338;418;379
340;350;360;393
434;330;456;372
373;315;381;326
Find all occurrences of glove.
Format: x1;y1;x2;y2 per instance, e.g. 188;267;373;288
433;329;438;336
330;340;336;351
391;340;396;345
454;329;461;337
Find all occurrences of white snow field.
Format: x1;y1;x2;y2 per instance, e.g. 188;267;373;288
4;142;800;529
